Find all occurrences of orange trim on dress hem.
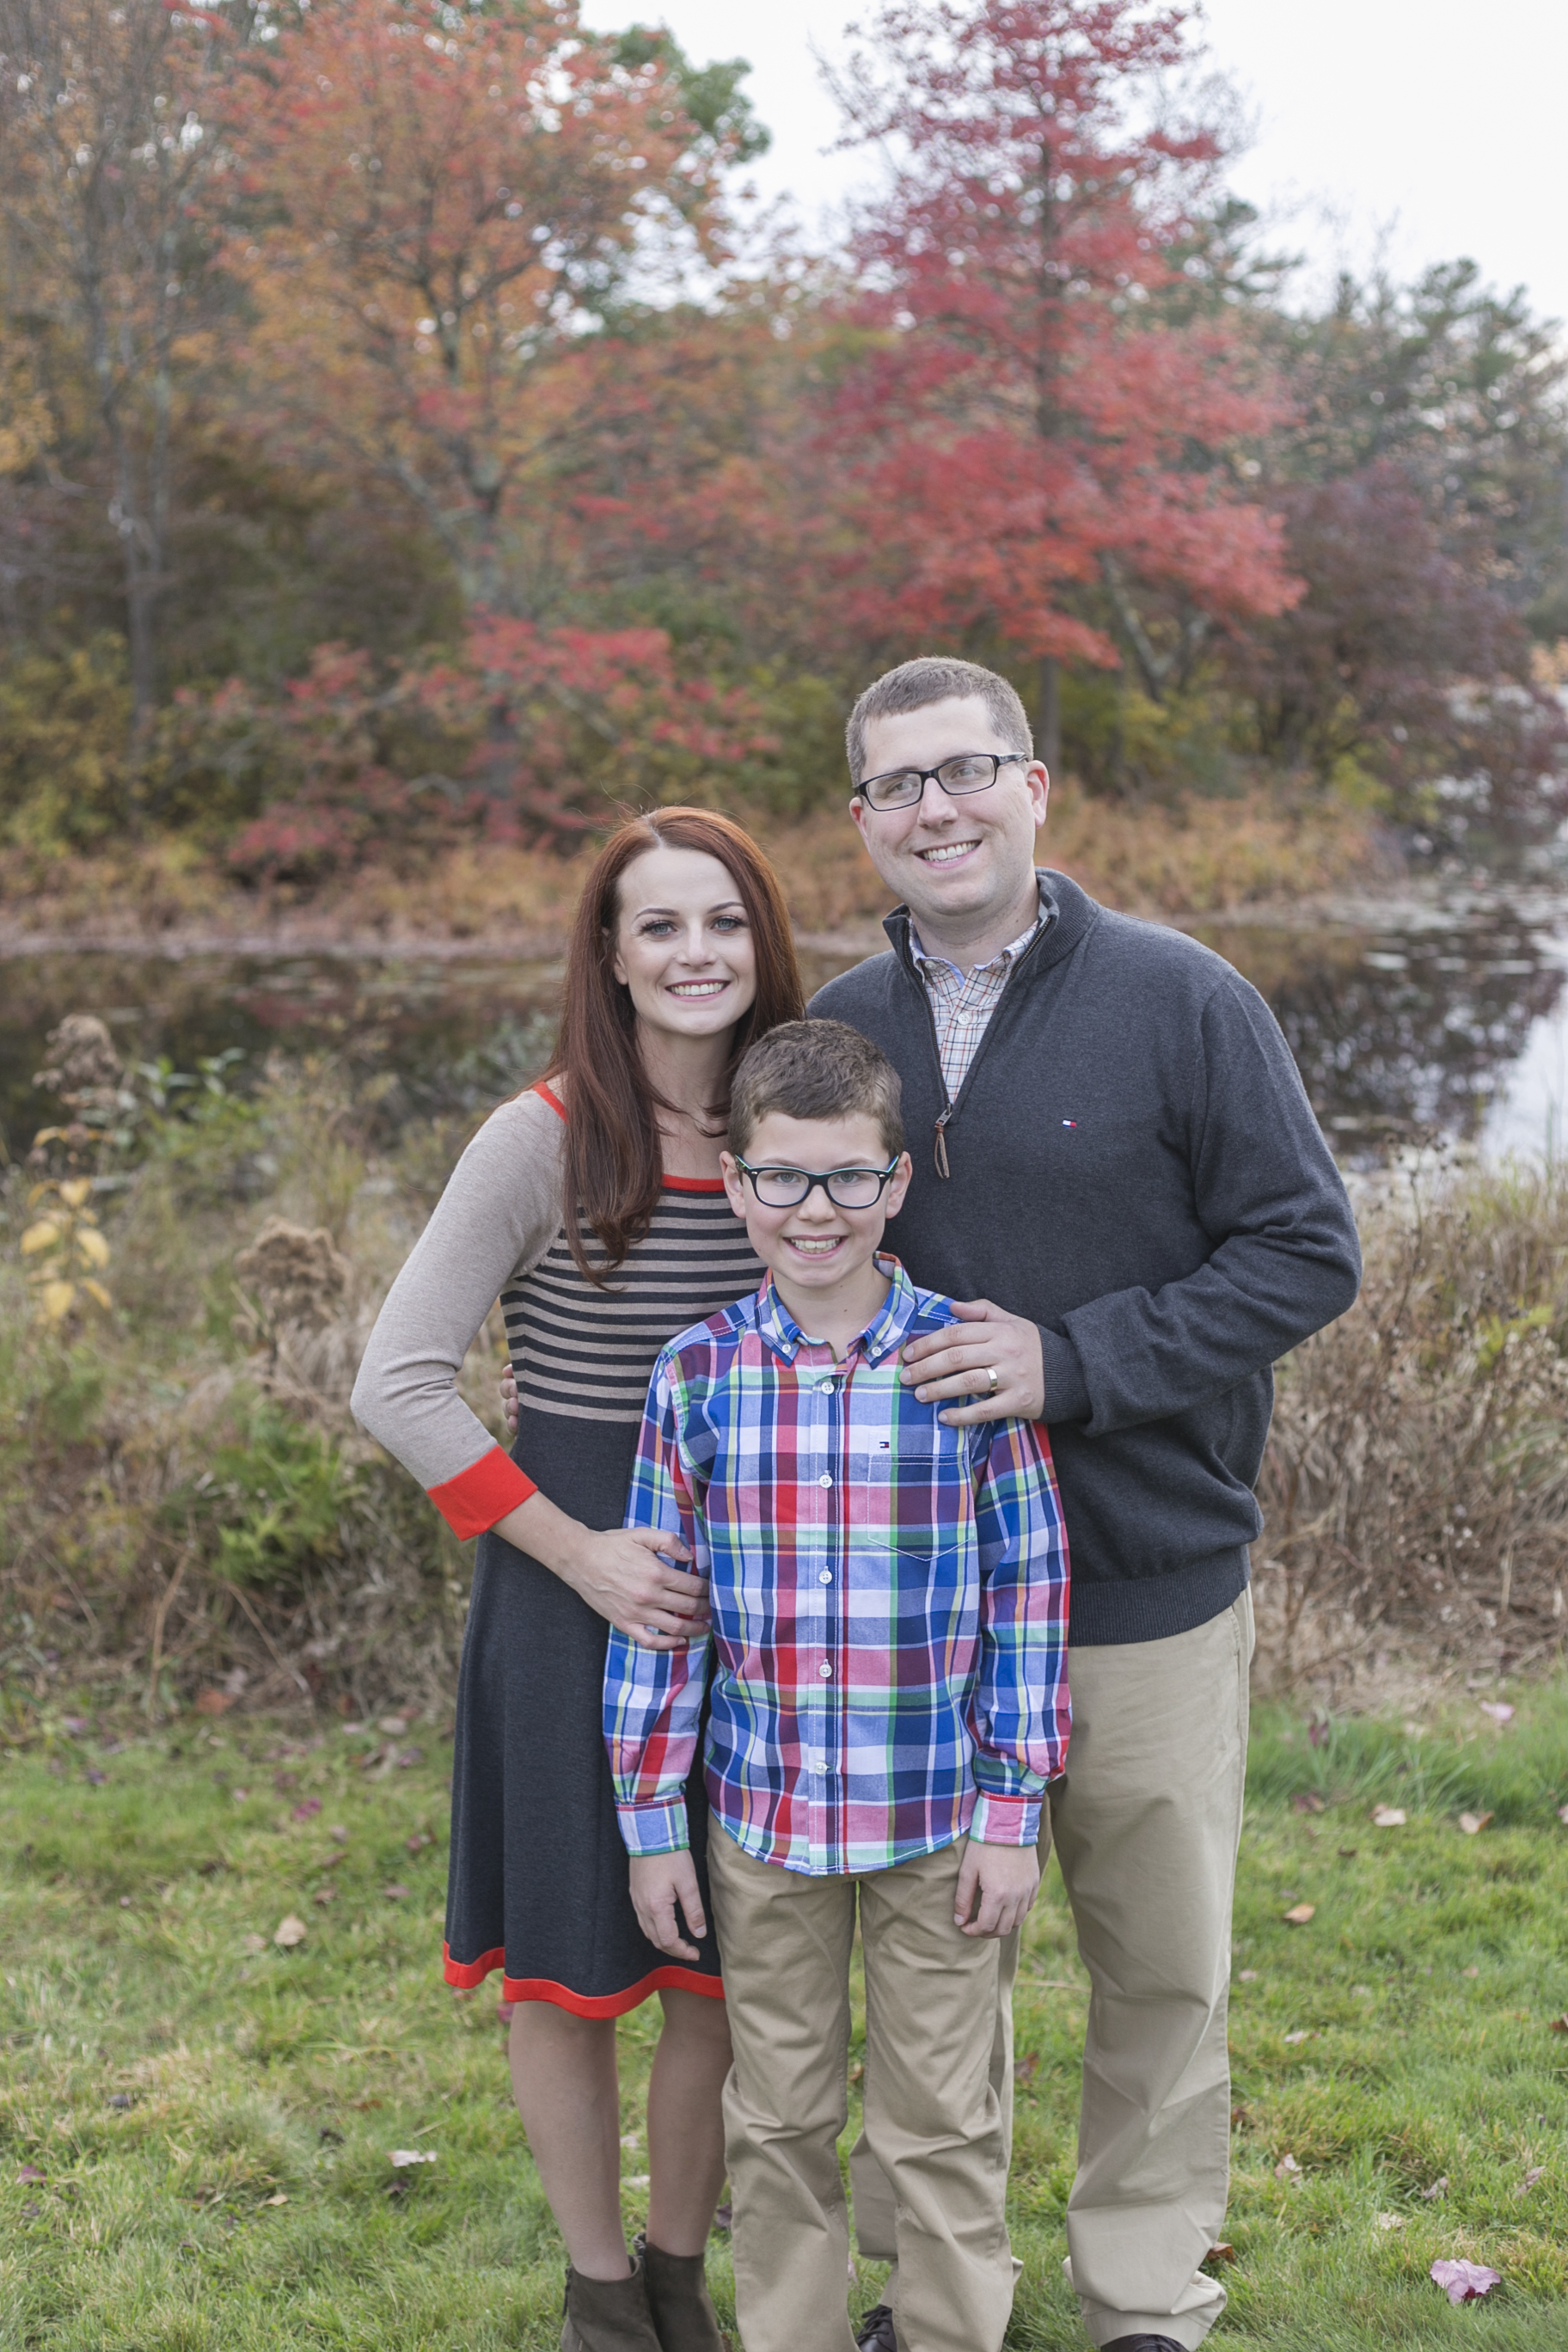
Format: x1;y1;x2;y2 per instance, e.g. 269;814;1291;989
443;1941;723;2015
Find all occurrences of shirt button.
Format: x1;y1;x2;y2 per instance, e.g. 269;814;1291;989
818;1473;833;1488
818;1568;832;1583
817;1380;834;1393
818;1662;832;1678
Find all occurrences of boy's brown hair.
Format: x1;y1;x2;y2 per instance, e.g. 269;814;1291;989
730;1020;904;1162
845;656;1032;785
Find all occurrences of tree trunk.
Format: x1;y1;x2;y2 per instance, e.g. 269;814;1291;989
1036;655;1061;775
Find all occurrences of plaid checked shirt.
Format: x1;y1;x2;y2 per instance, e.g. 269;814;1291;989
603;1260;1069;1877
911;900;1044;1102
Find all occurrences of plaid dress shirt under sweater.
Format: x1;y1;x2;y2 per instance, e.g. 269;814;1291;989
603;1260;1069;1877
911;901;1044;1102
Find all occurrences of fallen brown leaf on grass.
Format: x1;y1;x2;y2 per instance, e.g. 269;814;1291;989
193;1689;233;1717
17;2165;45;2184
1459;1811;1493;1835
1283;1903;1316;1925
1550;2016;1568;2033
291;1798;322;1822
273;1915;307;1949
261;2192;288;2207
241;1933;266;1956
1517;2165;1545;2194
1283;2030;1313;2044
1275;2153;1302;2184
382;1883;410;1901
329;1823;349;1842
1205;2243;1236;2263
1421;2177;1449;2200
1290;1792;1326;1814
1371;1806;1406;1828
406;1831;433;1853
1431;2258;1500;2304
1376;2213;1405;2230
1013;2052;1039;2086
313;1887;335;1907
1238;1969;1259;1981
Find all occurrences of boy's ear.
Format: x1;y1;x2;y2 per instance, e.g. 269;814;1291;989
719;1149;747;1216
885;1149;914;1219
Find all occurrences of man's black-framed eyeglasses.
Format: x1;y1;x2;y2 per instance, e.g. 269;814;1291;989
853;750;1029;813
733;1158;902;1210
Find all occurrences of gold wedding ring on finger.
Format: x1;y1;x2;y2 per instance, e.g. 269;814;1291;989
980;1363;1001;1400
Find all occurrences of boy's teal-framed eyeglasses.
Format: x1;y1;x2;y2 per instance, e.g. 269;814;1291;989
852;750;1028;812
732;1158;902;1210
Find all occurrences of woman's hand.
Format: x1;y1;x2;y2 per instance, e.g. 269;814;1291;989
499;1363;519;1438
629;1850;707;1961
493;1491;708;1651
899;1298;1045;1424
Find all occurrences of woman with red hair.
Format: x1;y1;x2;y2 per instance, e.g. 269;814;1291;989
354;811;804;2352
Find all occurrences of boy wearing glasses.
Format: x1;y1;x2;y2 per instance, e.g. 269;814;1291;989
603;1018;1069;2352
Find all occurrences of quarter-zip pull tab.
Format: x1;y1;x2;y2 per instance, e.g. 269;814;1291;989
934;1107;952;1179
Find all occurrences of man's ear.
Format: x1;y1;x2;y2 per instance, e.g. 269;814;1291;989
849;796;871;849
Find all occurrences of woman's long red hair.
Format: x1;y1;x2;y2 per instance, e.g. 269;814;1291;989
546;810;804;1283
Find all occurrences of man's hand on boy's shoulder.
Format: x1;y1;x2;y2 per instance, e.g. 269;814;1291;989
629;1849;707;1962
954;1835;1041;1939
900;1298;1044;1425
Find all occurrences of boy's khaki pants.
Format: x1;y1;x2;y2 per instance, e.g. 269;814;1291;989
706;1823;1016;2352
850;1587;1253;2350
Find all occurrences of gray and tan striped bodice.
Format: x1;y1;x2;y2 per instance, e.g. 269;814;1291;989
502;1180;764;1424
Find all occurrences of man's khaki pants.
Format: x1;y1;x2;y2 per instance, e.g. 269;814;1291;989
850;1589;1253;2351
707;1824;1016;2352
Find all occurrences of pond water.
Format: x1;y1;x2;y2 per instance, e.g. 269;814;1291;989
5;893;1568;1167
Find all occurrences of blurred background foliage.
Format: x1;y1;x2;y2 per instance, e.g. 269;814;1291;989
0;0;1559;894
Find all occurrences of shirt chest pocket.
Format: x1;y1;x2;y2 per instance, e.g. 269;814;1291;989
843;1423;971;1549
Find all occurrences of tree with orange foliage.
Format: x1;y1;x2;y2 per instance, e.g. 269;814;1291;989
827;0;1300;765
231;0;763;615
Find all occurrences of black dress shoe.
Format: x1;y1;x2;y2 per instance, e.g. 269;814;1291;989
854;2306;898;2352
1102;2337;1188;2352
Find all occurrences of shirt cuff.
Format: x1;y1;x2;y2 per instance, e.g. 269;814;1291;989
1038;1327;1092;1425
616;1799;691;1858
969;1789;1042;1847
426;1445;536;1539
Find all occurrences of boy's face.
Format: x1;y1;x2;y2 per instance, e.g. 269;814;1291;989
850;693;1048;936
721;1111;913;1302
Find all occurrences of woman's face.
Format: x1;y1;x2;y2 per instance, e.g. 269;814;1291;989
610;844;759;1045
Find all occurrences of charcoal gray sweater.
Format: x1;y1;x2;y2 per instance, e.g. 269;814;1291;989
810;871;1362;1645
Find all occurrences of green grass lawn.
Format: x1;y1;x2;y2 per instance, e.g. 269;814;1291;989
6;1689;1568;2350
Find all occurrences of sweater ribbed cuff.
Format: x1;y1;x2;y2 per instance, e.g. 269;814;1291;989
426;1445;536;1539
1038;1326;1092;1425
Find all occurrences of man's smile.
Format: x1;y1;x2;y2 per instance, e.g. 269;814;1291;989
915;838;983;866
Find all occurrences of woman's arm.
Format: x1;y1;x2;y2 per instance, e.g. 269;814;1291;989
351;1091;706;1646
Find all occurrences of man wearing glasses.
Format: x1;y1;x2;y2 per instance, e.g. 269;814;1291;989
812;657;1361;2352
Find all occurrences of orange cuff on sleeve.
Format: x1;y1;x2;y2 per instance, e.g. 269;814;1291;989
427;1446;536;1539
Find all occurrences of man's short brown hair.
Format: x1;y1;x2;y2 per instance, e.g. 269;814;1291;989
845;657;1032;786
730;1020;903;1162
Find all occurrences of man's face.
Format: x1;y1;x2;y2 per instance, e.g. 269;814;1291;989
850;695;1048;937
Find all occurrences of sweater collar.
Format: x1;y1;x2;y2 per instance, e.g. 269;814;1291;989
882;867;1098;983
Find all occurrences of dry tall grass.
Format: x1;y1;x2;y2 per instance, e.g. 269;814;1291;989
0;781;1380;950
1255;1159;1568;1694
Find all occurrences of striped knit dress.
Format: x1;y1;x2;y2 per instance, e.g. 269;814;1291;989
352;1082;762;2013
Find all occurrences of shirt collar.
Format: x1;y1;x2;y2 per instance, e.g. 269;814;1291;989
755;1254;922;1369
909;884;1046;982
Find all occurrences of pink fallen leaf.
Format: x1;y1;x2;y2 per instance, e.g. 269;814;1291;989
406;1831;433;1853
291;1798;323;1822
329;1823;349;1842
1421;2177;1449;2200
1431;2257;1500;2304
1459;1811;1493;1835
1479;1701;1515;1724
382;1883;410;1901
1371;1806;1406;1828
1290;1791;1326;1814
17;2165;45;2184
1558;1803;1568;1827
1308;1716;1331;1748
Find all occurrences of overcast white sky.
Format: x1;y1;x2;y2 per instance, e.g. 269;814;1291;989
588;1;1567;328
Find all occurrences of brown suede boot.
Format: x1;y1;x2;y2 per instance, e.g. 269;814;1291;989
560;2253;665;2352
634;2233;727;2352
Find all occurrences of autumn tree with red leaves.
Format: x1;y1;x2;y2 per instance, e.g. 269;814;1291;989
230;0;760;616
827;0;1299;765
